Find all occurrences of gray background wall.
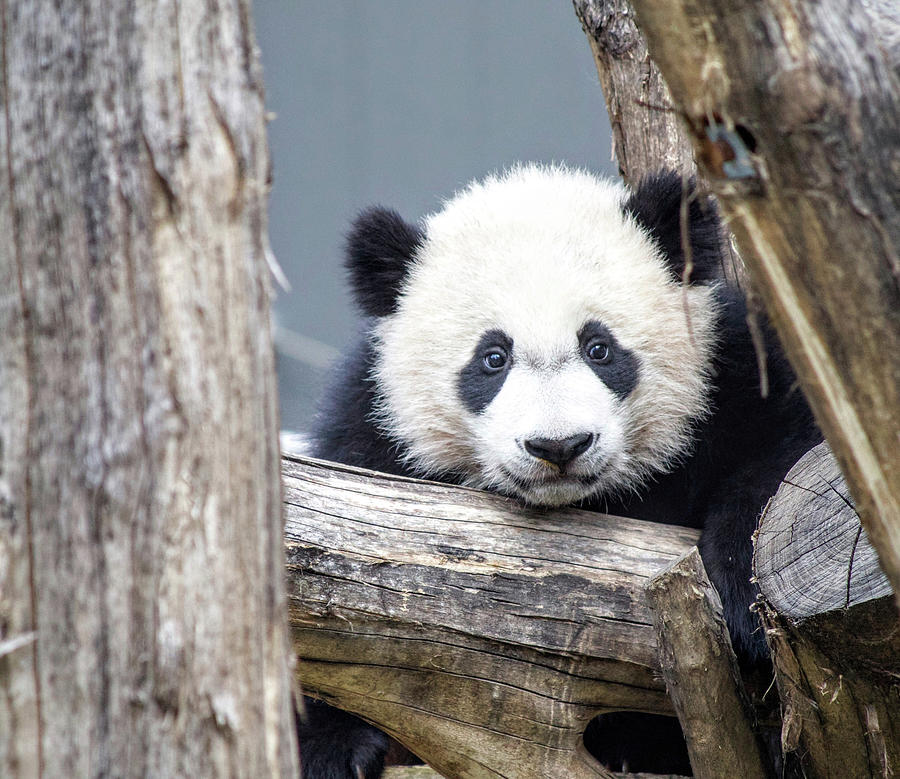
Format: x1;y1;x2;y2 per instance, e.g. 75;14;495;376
252;1;615;432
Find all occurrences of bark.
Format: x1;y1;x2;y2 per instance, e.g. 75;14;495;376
0;2;298;777
646;550;768;779
284;456;700;779
572;0;746;286
572;0;695;186
624;0;900;603
756;443;899;776
760;598;900;778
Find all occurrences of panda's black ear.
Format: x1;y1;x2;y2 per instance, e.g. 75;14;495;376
344;206;424;318
623;171;724;284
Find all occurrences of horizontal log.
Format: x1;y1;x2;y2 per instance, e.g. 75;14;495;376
754;442;893;619
285;447;894;776
283;455;699;778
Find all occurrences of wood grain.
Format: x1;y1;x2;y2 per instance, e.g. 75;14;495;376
285;455;700;778
0;3;298;775
647;550;767;779
572;0;696;185
755;442;892;619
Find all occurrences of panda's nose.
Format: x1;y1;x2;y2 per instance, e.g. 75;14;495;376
524;433;594;471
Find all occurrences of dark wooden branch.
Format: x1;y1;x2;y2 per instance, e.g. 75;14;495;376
624;0;900;601
647;550;768;779
284;455;699;778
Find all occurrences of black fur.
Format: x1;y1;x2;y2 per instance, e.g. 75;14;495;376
456;329;514;413
345;207;423;318
297;699;390;779
309;324;411;476
301;171;822;777
577;320;640;400
623;172;724;284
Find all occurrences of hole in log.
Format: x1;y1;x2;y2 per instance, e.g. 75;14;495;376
698;116;758;180
583;711;692;775
734;123;758;153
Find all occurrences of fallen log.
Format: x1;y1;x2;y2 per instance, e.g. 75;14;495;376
286;444;897;777
284;455;698;778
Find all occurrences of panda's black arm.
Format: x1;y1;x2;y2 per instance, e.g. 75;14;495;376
697;445;813;666
694;298;823;666
302;330;416;779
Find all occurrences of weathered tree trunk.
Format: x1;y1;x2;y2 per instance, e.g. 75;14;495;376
754;443;899;776
0;2;298;776
285;456;700;779
572;0;695;186
624;0;900;602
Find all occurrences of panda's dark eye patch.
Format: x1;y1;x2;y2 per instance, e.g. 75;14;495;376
578;320;640;399
457;329;513;413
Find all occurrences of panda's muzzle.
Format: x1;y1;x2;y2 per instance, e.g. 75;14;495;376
523;433;594;473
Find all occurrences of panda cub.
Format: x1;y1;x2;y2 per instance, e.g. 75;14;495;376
302;164;820;777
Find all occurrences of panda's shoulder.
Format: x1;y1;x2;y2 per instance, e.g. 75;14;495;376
697;283;821;487
309;331;412;477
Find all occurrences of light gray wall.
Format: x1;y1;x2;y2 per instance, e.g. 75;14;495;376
253;1;615;431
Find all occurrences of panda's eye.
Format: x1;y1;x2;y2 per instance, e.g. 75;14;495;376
588;342;611;363
482;348;508;372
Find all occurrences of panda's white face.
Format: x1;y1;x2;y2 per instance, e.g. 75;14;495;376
471;346;630;506
370;165;719;506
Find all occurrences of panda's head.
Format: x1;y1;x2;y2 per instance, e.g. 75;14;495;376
346;165;724;506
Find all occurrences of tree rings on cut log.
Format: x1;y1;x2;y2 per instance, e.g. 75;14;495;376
753;442;892;619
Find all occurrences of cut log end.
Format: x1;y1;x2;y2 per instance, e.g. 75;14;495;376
754;442;892;619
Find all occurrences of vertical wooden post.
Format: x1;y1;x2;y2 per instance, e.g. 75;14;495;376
647;549;769;779
0;2;299;776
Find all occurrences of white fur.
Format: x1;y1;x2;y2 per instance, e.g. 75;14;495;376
372;164;718;505
473;361;627;505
